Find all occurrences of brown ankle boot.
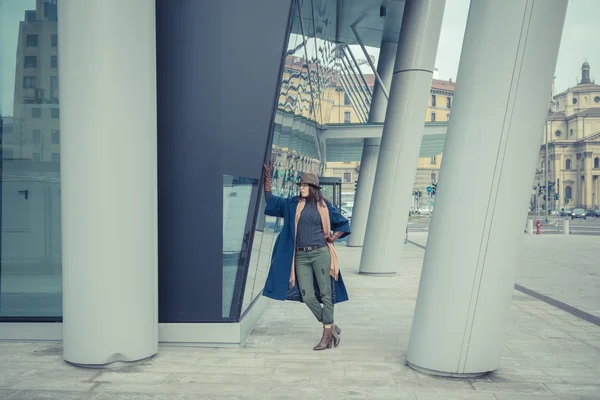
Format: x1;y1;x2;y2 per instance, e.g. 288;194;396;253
332;324;341;347
313;327;333;351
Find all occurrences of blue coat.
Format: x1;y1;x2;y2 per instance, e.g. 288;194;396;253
262;195;351;303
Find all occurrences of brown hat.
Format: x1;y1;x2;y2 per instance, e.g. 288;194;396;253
296;173;320;189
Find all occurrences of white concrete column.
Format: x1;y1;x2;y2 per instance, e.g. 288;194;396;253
347;41;397;247
584;152;593;208
58;0;158;366
407;0;568;376
594;176;600;207
358;0;446;274
576;155;582;207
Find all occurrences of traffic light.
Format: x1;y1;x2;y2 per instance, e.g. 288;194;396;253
431;183;437;196
554;193;559;200
354;180;358;191
538;184;544;196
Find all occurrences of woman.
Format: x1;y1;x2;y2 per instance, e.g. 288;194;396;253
262;161;351;350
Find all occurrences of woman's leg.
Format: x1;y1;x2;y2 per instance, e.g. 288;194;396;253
310;247;333;326
295;251;323;323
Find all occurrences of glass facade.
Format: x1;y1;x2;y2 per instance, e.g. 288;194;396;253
239;0;365;315
222;175;258;319
0;0;375;323
0;0;61;320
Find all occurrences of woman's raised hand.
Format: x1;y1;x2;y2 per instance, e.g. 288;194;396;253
263;160;273;193
263;159;273;175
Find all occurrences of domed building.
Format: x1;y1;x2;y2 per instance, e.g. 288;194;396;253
537;62;600;210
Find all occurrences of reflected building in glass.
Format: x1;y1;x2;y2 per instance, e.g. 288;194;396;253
1;0;61;319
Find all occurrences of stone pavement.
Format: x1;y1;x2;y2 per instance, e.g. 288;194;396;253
1;232;599;400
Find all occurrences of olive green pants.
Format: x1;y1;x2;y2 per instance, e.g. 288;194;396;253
295;246;334;325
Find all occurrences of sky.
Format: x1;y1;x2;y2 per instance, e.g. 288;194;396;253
434;0;600;92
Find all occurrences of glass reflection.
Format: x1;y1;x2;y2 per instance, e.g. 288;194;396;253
242;0;343;314
1;0;61;319
222;175;257;318
241;0;379;314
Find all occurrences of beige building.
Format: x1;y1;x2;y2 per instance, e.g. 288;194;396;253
326;77;455;198
536;62;600;210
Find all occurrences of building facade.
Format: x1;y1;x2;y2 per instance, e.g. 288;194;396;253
535;62;600;211
325;77;455;200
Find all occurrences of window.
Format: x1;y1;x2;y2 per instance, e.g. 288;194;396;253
595;96;600;103
26;34;38;47
23;76;37;89
565;185;572;200
51;55;58;68
25;10;36;22
50;76;59;90
344;93;351;105
222;175;257;318
44;1;58;21
555;130;561;137
572;98;577;105
51;108;60;119
431;95;436;107
52;130;60;144
570;129;574;136
343;172;352;183
430;112;436;122
431;172;437;183
344;111;351;124
24;55;37;68
447;97;451;109
51;34;58;47
430;156;437;165
565;159;571;170
1;2;62;320
52;153;60;163
595;157;600;169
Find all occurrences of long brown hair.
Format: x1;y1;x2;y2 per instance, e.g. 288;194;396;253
299;185;328;205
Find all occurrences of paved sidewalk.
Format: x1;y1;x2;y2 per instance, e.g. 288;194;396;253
1;233;599;399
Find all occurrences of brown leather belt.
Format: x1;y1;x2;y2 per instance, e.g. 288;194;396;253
296;245;325;252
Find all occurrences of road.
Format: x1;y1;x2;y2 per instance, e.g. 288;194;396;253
407;215;600;235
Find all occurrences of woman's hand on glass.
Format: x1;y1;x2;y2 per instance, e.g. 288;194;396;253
263;159;273;175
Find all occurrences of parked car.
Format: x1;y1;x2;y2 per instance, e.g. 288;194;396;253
571;208;587;219
594;209;600;218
